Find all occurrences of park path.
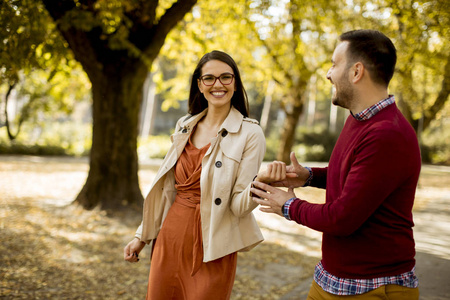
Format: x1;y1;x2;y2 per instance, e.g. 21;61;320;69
1;155;449;299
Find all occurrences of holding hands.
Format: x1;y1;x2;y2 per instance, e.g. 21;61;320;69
251;182;296;216
255;152;310;187
252;152;311;216
255;160;288;183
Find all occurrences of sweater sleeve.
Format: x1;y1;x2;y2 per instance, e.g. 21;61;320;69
310;167;327;189
288;125;419;236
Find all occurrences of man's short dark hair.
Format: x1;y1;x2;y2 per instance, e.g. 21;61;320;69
340;29;397;87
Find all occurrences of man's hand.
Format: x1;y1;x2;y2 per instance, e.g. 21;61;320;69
271;152;311;188
251;181;296;217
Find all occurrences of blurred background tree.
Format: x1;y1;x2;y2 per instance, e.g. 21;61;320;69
154;0;449;163
1;0;197;210
0;0;88;141
1;0;449;211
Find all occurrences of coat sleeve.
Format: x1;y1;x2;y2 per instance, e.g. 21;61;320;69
134;115;187;241
135;222;143;239
229;124;266;217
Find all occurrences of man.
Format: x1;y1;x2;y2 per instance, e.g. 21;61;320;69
252;29;421;299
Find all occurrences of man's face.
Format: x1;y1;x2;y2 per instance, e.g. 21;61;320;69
326;42;354;110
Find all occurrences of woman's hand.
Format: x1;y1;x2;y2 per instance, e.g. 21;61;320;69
270;152;311;188
124;237;146;263
255;161;287;183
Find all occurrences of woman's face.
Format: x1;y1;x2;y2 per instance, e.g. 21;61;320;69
198;60;236;111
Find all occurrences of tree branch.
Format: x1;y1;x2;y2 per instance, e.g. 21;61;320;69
41;0;77;20
124;1;158;49
4;83;19;141
289;1;304;75
423;54;450;129
244;16;294;87
141;0;198;62
41;0;106;78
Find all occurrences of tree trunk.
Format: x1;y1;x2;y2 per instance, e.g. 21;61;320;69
139;72;157;137
41;0;198;210
260;80;275;134
75;63;147;210
277;97;304;163
423;54;450;130
4;83;18;141
4;83;27;141
397;93;419;132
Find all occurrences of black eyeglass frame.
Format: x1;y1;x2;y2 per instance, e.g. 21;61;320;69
199;73;235;86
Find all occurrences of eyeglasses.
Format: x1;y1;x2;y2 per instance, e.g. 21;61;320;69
199;73;235;86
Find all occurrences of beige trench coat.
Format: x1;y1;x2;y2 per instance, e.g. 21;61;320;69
135;106;265;262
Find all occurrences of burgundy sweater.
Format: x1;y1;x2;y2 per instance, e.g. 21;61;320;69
289;103;421;279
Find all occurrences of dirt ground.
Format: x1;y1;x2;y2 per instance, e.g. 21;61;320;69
1;155;449;300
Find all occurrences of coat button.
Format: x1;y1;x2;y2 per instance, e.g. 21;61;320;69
215;198;222;205
182;128;188;133
215;161;222;168
221;130;228;137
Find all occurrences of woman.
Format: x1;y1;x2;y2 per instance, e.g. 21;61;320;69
124;50;266;299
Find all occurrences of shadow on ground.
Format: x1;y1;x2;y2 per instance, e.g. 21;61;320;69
0;156;317;299
1;156;450;299
0;198;317;299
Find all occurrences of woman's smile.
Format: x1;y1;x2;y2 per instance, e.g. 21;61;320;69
210;91;227;97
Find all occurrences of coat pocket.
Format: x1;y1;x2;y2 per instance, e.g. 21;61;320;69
220;136;245;162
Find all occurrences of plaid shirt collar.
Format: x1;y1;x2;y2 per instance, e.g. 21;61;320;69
352;95;395;121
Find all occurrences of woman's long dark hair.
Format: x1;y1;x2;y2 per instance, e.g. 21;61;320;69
188;50;249;117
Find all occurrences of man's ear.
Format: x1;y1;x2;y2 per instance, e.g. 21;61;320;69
351;62;364;83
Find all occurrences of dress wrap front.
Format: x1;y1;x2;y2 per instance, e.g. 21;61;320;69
146;133;237;300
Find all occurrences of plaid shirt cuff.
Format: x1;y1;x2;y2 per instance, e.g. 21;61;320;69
283;197;297;220
303;167;313;187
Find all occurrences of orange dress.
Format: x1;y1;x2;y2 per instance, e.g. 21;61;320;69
146;132;238;300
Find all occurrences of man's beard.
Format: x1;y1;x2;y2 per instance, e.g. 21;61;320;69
331;80;353;110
